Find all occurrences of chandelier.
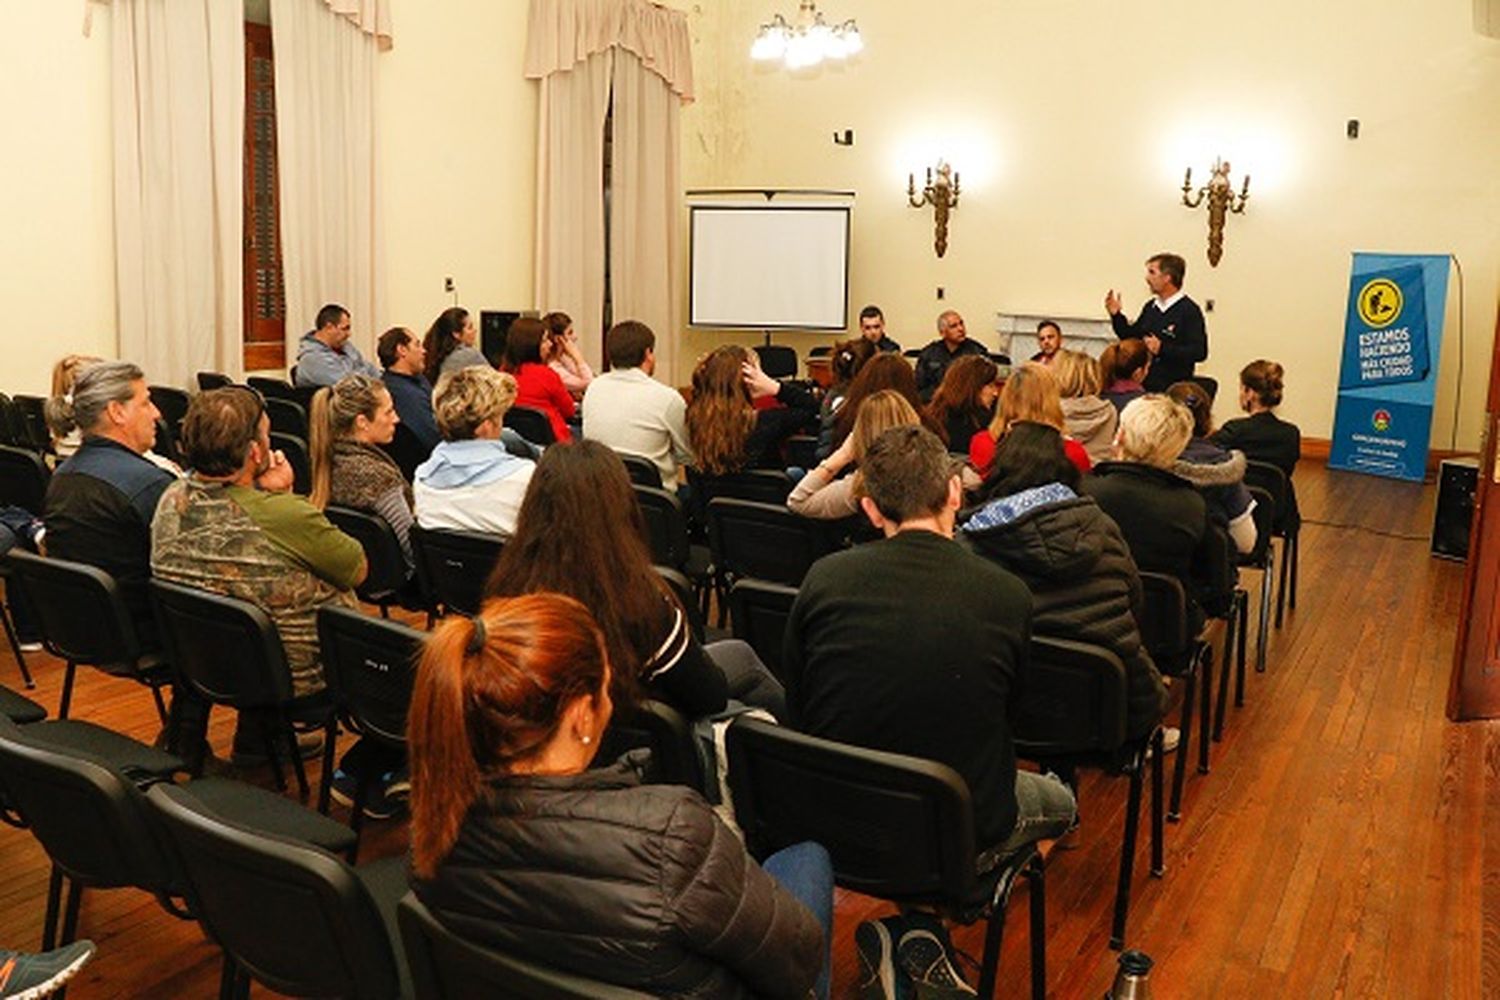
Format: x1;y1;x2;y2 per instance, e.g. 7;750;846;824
750;1;864;70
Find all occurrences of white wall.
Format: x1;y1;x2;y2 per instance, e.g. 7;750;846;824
680;0;1500;448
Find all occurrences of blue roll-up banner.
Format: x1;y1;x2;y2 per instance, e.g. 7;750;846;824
1328;253;1450;482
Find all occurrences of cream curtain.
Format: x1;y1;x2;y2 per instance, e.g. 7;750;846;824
110;0;244;387
270;0;384;363
319;0;393;51
609;47;682;381
527;0;692;377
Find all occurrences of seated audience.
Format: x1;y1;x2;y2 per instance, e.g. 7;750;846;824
1081;395;1213;632
686;345;817;476
484;440;783;718
961;422;1169;744
43;354;103;460
1212;359;1301;531
378;326;439;450
413;367;535;537
789;390;920;521
1166;381;1257;555
1099;338;1151;413
308;374;415;568
544;311;594;397
294;304;380;386
914;309;989;400
1054;348;1119;464
503;316;575;443
1029;319;1063;365
408;593;829;999
969;362;1091;476
422;306;489;383
858;303;902;353
814;337;876;460
830;353;945;451
925;354;999;451
581;320;693;491
152;387;366;759
784;424;1076;995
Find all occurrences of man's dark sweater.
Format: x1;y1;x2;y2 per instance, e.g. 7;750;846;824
782;529;1032;848
1111;296;1207;392
914;338;990;400
383;369;440;449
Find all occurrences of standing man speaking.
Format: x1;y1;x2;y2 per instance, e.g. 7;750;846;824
1105;252;1207;392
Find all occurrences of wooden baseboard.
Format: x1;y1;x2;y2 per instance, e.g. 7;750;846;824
1300;436;1478;474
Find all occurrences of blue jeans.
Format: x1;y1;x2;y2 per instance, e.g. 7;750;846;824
763;841;833;1000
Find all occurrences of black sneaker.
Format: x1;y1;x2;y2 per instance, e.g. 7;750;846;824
0;939;95;999
896;914;976;998
854;917;911;1000
328;769;405;821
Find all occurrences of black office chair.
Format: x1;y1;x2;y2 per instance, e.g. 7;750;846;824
315;606;423;857
753;345;798;379
1190;375;1219;404
269;431;311;495
265;396;308;440
1012;636;1164;950
146;781;406;1000
4;550;173;724
382;422;431;482
149;385;190;439
783;434;819;471
409;525;504;617
618;452;664;489
1221;485;1277;738
707;498;831;588
504;406;556;447
633;486;713;614
1244;460;1299;629
0;442;50;512
151;417;184;468
149;580;329;798
247;375;296;401
197;372;234;392
10;395;52;454
324;506;416;616
690;468;794;505
1137;572;1214;822
596;698;703;791
398;892;657;1000
726;718;1046;1000
1;684;45;724
727;579;798;683
0;393;18;447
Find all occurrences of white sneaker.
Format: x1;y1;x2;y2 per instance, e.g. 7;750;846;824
1145;727;1181;759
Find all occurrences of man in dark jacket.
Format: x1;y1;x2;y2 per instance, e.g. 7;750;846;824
784;425;1075;997
1105;252;1207;392
913;310;989;400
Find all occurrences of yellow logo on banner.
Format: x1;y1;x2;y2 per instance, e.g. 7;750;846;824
1357;278;1403;328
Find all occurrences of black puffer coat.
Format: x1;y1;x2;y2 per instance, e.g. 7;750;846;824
411;754;823;1000
963;487;1169;739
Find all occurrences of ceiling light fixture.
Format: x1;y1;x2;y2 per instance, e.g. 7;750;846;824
750;1;863;71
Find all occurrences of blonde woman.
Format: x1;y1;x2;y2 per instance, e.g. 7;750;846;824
968;363;1091;477
308;374;414;567
788;390;921;520
43;354;104;459
1053;349;1118;464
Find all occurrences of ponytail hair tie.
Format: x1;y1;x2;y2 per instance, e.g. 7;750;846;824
466;617;487;655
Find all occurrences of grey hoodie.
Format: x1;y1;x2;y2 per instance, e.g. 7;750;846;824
1063;396;1119;464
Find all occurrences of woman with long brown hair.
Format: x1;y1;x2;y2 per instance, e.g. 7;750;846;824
685;345;817;476
542;310;594;397
502;316;575;442
408;592;830;999
484;439;784;717
969;362;1091;477
422;306;488;384
925;354;999;451
830;352;945;449
814;337;876;459
1099;338;1151;413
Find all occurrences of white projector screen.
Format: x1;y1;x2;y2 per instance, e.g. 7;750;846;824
689;204;850;330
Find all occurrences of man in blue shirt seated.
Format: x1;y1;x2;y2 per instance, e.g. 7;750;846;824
294;303;380;387
378;326;439;449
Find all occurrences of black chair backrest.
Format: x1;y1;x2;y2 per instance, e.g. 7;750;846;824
1137;571;1192;674
753;345;798;379
197;372;233;392
325;506;409;605
1243;460;1293;535
725;717;977;904
1012;636;1128;759
146;782;401;1000
149;580;294;708
633;485;690;570
409;525;504;617
727;579;798;680
808;345;832;359
1190;375;1219;403
10;395;52;453
0;443;50;512
247;375;296;400
382;422;431;483
597;698;702;789
4;551;141;671
148;385;190;434
0;392;16;447
152;417;183;468
1239;485;1276;567
316;606;423;749
266;396;309;439
618;453;663;489
707;498;830;586
397;892;656;1000
653;566;706;644
0;717;174;892
783;435;819;471
270;432;312;495
694;469;794;505
503;406;556;446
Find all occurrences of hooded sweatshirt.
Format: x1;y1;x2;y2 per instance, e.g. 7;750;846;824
1063;396;1119;465
963;483;1168;740
413;438;535;537
293;331;380;386
1172;439;1256;554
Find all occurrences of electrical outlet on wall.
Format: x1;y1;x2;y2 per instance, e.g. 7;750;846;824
937;286;945;300
444;276;455;293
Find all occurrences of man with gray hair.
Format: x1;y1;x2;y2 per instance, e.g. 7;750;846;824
913;309;989;401
42;360;174;642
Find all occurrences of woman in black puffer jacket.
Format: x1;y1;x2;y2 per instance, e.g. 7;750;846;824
961;422;1168;740
407;592;829;1000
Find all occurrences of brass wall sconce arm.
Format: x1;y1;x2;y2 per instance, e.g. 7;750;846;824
1182;158;1249;267
909;160;960;258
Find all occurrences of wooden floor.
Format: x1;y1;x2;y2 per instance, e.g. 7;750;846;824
0;464;1489;998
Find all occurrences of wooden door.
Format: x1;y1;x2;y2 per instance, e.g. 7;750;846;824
1448;301;1500;719
242;22;286;372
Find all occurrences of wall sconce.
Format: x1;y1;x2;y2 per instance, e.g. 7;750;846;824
1181;158;1249;267
909;161;960;258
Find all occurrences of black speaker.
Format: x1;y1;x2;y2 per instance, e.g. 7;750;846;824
1432;458;1478;561
479;311;522;367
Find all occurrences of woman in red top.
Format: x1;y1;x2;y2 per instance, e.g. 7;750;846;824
502;316;575;442
969;362;1091;477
